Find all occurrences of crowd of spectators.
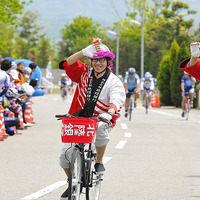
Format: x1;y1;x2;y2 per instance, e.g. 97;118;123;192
0;56;38;136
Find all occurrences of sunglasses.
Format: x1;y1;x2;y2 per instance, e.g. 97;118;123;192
91;57;106;63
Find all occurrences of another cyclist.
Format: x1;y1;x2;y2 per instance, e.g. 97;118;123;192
140;72;154;107
124;67;139;117
181;71;196;117
58;73;68;97
58;37;125;200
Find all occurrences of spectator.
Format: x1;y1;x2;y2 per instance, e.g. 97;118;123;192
0;59;12;96
9;69;19;88
29;62;37;73
15;62;25;85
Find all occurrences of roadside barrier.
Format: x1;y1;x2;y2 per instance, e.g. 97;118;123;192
0;105;6;141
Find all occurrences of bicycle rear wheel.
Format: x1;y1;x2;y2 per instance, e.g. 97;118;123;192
86;153;101;200
128;100;132;121
68;147;82;200
185;100;190;120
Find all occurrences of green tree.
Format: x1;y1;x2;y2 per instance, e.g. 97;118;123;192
157;54;173;106
169;39;180;107
0;0;32;53
16;10;44;59
58;16;106;62
36;34;53;68
0;0;32;24
0;23;16;56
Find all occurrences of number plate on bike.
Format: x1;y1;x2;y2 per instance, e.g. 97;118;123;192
61;117;98;143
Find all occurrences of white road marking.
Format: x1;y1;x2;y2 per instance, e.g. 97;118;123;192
103;156;112;164
148;109;173;116
120;123;128;129
21;181;67;200
124;132;132;138
115;140;128;149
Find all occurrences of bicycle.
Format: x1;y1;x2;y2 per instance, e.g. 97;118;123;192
128;92;134;121
184;92;191;120
144;91;149;114
56;114;103;200
60;85;68;100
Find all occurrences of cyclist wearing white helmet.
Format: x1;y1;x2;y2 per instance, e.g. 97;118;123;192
181;71;196;117
124;67;140;117
58;37;125;200
140;72;154;107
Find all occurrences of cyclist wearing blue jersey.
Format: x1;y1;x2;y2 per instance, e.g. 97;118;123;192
181;71;196;117
124;67;139;117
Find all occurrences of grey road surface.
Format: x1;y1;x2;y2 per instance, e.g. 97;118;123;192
0;94;200;200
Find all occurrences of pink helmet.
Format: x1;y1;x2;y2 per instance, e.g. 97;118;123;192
87;38;115;61
87;38;115;71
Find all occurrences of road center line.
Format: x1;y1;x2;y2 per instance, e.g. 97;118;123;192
21;181;67;200
115;140;128;149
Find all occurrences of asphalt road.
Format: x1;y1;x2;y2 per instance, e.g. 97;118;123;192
1;94;200;200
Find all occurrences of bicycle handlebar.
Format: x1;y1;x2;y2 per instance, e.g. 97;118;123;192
55;113;111;124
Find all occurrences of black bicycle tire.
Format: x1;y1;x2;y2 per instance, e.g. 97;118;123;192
68;147;82;200
129;99;132;121
85;150;101;200
145;95;148;114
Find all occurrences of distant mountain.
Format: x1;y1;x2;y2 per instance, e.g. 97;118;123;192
24;0;199;40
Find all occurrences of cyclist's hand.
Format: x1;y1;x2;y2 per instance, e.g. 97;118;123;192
82;44;98;57
190;42;200;57
99;112;112;121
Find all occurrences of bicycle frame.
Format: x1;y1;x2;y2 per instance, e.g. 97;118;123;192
56;114;102;200
185;93;191;120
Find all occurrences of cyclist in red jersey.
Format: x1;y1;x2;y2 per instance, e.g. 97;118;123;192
58;38;125;200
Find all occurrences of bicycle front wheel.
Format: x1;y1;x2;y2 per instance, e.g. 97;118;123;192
68;147;82;200
86;160;101;200
145;97;148;114
185;100;190;120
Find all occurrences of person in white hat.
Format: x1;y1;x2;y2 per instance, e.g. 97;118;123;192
9;69;19;88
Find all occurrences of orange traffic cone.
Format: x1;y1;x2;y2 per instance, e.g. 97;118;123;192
8;111;22;135
154;93;160;107
24;104;33;123
0;105;6;141
18;109;24;129
151;93;156;107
